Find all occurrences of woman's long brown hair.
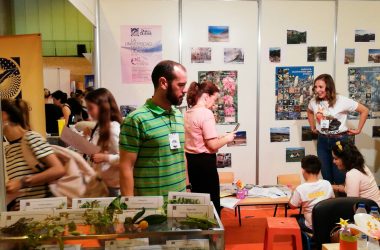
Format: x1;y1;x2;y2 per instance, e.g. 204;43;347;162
314;74;337;107
85;88;122;151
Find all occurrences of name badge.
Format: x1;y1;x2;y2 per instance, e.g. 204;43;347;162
320;119;330;129
169;133;181;150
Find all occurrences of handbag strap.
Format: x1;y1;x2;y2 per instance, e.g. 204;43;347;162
20;133;42;172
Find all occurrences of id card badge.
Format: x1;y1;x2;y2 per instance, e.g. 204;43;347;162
320;119;330;129
169;133;181;150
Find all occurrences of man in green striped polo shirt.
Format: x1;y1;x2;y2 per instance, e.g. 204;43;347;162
119;60;189;198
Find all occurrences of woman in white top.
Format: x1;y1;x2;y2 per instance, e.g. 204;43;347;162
307;74;369;185
332;141;380;206
85;88;123;196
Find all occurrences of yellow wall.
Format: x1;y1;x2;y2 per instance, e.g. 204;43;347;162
0;34;45;135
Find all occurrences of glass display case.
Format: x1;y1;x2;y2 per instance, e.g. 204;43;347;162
0;208;224;250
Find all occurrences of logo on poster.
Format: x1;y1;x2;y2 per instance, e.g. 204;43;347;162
130;28;152;37
130;28;139;36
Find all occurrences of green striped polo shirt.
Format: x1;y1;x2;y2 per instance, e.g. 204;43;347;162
120;99;186;197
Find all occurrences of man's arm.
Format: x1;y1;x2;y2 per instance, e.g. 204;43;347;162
120;149;138;196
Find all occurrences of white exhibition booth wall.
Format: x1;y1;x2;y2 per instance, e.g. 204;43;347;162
97;0;380;184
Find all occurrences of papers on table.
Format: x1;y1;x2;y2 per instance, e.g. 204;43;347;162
247;186;291;198
167;204;214;218
220;184;236;198
0;210;54;227
168;192;211;204
220;197;240;209
72;197;117;209
122;196;164;209
20;197;67;211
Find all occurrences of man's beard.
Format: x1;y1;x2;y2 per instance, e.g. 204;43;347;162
166;83;183;106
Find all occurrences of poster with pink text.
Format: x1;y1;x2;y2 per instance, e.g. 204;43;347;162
120;25;162;84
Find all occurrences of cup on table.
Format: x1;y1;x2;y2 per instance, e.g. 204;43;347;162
57;119;65;136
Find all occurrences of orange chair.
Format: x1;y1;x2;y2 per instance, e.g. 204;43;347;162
218;171;234;184
274;174;302;217
264;217;303;250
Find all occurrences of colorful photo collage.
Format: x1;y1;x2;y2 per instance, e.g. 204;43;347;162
348;67;380;119
275;66;314;120
198;70;238;124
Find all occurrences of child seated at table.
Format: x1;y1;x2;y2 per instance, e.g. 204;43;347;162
289;155;335;233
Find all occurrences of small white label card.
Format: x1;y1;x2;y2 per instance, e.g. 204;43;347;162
54;208;103;224
114;210;162;223
36;245;81;250
166;239;210;250
0;210;53;227
166;204;214;218
169;133;181;150
320;119;330;129
168;192;211;205
105;238;149;250
122;196;164;209
72;197;117;209
20;197;67;211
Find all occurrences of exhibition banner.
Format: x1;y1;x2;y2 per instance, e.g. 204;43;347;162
120;25;162;84
0;34;45;134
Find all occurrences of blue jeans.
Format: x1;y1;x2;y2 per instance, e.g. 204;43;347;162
317;134;354;184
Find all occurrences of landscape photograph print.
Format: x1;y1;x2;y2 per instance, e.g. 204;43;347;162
355;29;375;42
287;29;307;44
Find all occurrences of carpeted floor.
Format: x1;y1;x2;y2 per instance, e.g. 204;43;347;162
222;205;299;250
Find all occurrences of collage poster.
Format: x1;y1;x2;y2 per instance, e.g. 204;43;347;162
348;67;380;119
198;71;238;124
120;25;162;84
275;66;314;120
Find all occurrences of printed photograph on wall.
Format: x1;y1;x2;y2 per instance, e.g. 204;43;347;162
224;48;244;64
216;153;232;168
286;147;305;162
191;47;212;63
269;47;281;63
120;105;137;117
270;127;290;142
302;126;318;141
0;57;22;99
348;67;380;119
120;25;162;84
198;70;238;124
227;131;247;147
275;66;314;120
373;126;380;138
355;29;375;42
307;46;327;62
208;26;229;42
287;29;307;44
368;49;380;63
344;48;355;64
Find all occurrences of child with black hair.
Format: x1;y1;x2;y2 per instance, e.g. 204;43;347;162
332;141;380;206
289;155;334;232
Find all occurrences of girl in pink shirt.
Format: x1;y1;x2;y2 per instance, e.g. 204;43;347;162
184;81;235;215
331;141;380;206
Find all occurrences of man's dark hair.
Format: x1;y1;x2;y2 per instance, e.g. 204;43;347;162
301;155;321;175
151;60;186;89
